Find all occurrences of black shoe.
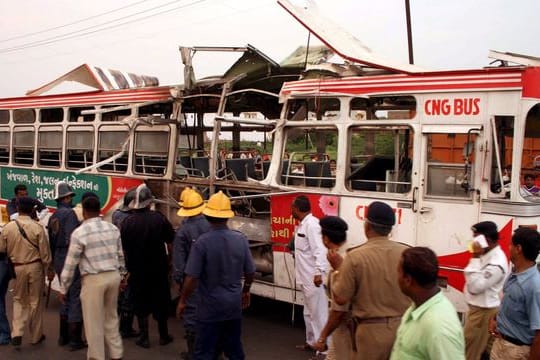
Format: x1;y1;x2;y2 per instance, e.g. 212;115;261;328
159;335;173;346
68;341;87;352
135;337;150;349
120;328;140;339
32;335;46;345
11;336;22;349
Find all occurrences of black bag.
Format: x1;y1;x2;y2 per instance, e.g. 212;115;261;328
6;257;16;280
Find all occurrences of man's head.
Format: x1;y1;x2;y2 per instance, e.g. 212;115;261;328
54;181;75;204
525;174;537;188
82;196;101;220
510;227;540;264
320;216;348;250
364;201;395;237
398;247;439;297
202;191;234;224
128;184;154;210
471;221;499;243
14;184;28;198
16;196;35;215
177;188;205;218
291;195;311;220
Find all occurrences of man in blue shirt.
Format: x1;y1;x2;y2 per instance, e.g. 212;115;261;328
177;191;255;360
489;227;540;360
173;188;210;359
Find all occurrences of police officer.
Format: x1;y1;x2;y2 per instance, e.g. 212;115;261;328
173;188;211;359
120;184;175;348
333;201;410;360
48;181;85;351
111;187;139;339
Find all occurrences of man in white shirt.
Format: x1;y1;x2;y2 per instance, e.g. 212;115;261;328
463;221;508;360
291;195;328;354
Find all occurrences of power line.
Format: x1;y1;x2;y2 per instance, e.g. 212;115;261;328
0;0;152;44
0;0;204;54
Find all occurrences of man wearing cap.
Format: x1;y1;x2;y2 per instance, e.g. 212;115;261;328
48;181;85;351
111;187;138;339
120;183;175;348
177;191;255;360
290;195;329;354
489;227;540;360
173;188;211;359
313;216;352;360
463;221;508;360
333;201;410;360
0;197;52;348
6;184;48;221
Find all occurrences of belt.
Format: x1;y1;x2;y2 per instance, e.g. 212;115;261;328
12;259;41;267
500;333;531;347
355;316;402;324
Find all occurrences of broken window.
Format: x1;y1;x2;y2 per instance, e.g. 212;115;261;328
39;108;63;123
68;107;95;122
38;128;62;167
66;127;94;169
98;126;129;173
133;129;169;176
286;98;340;121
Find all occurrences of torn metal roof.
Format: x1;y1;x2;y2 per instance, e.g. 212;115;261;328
26;63;159;96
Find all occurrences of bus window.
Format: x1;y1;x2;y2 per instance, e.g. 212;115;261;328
347;126;413;193
66;128;94;169
286;98;340;121
281;126;336;188
38;129;62;167
13;129;34;166
520;104;540;201
0;110;9;124
489;116;514;198
68;107;95;122
425;133;476;198
39;108;63;123
139;102;174;120
13;109;35;124
350;96;416;120
98;128;129;173
101;107;131;122
0;130;9;164
133;130;169;176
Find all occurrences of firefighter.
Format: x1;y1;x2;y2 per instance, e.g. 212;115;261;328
120;184;175;348
173;188;211;359
48;181;85;351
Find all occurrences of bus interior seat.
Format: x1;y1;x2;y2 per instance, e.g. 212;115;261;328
192;157;210;177
225;158;256;181
348;156;395;191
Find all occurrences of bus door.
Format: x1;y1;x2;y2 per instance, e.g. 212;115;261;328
415;125;481;310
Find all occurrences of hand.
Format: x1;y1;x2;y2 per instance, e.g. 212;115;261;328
488;315;499;337
58;293;66;305
242;292;251;309
47;269;55;282
119;279;128;292
313;339;327;352
176;300;186;319
327;250;343;270
314;275;323;287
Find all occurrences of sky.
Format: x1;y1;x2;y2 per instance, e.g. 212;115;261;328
1;0;539;98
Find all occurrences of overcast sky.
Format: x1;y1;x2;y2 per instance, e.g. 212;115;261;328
1;0;539;98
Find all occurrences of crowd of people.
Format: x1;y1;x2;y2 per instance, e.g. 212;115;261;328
0;183;539;360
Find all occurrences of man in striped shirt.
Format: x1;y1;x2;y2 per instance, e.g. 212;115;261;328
59;196;126;360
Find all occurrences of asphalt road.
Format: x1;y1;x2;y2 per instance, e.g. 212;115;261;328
0;290;311;360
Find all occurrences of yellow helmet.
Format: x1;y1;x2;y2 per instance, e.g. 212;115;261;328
177;189;205;217
178;187;192;206
202;191;234;219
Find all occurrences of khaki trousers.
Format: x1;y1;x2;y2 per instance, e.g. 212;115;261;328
353;319;401;360
490;337;530;360
326;321;353;360
464;305;498;360
12;261;45;343
80;271;123;360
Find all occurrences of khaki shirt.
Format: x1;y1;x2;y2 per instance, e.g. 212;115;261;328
0;215;51;268
333;236;410;319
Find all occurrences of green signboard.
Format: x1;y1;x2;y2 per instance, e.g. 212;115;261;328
0;167;111;208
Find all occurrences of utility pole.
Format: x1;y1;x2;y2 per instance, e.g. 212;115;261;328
405;0;414;64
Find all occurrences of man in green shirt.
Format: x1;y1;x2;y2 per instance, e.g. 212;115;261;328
390;247;465;360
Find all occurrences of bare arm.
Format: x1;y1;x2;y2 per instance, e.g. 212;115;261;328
529;330;540;360
313;310;348;351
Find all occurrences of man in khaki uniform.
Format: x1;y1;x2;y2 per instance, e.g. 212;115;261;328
0;197;52;348
333;201;410;360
